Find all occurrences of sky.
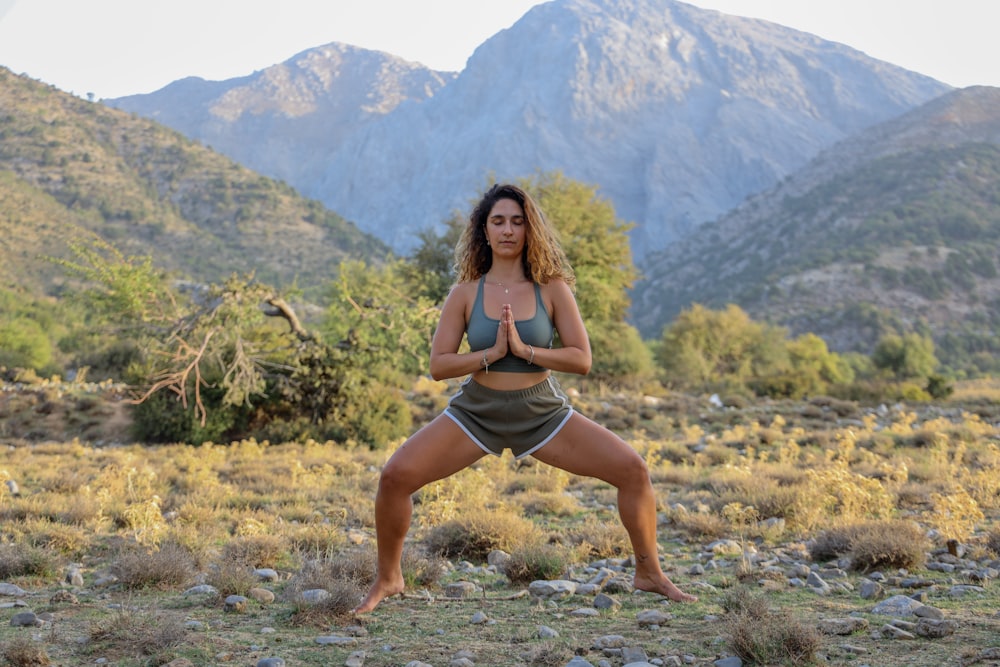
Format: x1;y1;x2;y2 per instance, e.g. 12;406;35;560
0;0;996;100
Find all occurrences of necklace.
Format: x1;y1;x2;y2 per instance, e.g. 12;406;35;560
486;275;514;294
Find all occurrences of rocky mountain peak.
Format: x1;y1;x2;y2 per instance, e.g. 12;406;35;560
109;0;950;257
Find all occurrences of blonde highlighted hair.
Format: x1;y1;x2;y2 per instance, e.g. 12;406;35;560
454;183;575;287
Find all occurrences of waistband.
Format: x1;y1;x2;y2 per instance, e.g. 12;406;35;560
459;376;561;401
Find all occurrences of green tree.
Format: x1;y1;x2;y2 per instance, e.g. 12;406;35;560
751;333;854;398
0;317;53;371
524;172;637;324
872;333;939;380
657;304;789;394
405;214;464;304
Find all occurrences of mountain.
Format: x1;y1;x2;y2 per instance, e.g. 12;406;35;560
631;86;1000;371
107;0;950;258
107;43;455;206
0;67;387;297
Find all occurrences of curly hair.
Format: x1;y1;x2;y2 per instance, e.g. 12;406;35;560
454;183;575;287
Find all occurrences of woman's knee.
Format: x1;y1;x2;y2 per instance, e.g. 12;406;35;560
377;459;421;496
614;450;651;487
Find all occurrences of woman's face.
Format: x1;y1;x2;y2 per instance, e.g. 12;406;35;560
485;197;526;257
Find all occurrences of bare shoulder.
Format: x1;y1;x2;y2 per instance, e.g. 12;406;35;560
539;278;579;314
442;280;478;316
540;278;576;301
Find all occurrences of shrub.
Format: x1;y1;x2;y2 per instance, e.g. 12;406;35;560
220;534;285;568
724;586;820;666
849;523;928;572
401;547;447;588
423;508;543;562
670;509;730;541
111;541;196;590
1;635;51;666
285;556;367;623
728;610;821;666
503;543;570;585
809;520;928;571
88;603;187;657
987;529;1000;557
0;543;58;580
564;516;631;559
205;559;259;596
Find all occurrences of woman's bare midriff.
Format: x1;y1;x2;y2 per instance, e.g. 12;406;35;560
472;369;550;391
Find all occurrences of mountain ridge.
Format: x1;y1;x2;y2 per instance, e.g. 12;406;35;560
107;0;951;257
0;67;387;296
631;85;1000;372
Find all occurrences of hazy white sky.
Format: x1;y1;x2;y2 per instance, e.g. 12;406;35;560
0;0;995;99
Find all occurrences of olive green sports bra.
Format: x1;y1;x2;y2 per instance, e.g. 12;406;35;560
466;276;553;372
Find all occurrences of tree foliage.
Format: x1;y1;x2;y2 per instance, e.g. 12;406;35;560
872;333;939;380
657;304;853;398
523;172;637;324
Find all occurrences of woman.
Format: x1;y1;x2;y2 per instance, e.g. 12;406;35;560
354;183;696;613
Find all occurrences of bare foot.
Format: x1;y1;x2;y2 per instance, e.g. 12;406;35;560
633;573;699;603
352;575;404;614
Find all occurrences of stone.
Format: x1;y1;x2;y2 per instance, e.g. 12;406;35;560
593;593;620;610
470;611;489;624
859;580;883;600
529;579;578;600
50;590;79;604
915;618;958;638
879;624;916;640
255;568;280;582
570;608;600;617
817;617;869;635
248;587;275;604
445;581;479;598
593;635;627;649
713;657;743;667
0;583;28;597
316;636;359;646
636;609;673;627
871;595;924;617
256;659;285;667
487;549;511;567
299;588;331;604
183;584;219;596
345;651;365;667
621;646;649;664
913;605;944;620
9;611;42;627
538;625;560;638
224;595;248;613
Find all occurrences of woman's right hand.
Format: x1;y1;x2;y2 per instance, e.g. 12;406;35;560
489;305;511;361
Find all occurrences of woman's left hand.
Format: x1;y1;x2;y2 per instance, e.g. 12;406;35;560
501;304;532;361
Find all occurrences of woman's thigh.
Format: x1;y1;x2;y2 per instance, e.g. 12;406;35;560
380;414;489;492
529;412;647;486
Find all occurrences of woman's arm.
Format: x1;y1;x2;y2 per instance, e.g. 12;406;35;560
521;279;591;375
428;283;505;380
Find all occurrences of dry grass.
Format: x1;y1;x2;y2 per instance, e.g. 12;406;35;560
723;586;821;665
0;543;57;579
110;541;196;590
809;519;929;571
0;636;51;667
1;381;999;665
87;600;188;658
423;507;545;561
502;542;571;584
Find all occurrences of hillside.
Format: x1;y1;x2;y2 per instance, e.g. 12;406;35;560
0;67;387;298
106;0;950;257
632;86;1000;373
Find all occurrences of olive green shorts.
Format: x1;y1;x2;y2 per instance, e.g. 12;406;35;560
444;376;574;459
